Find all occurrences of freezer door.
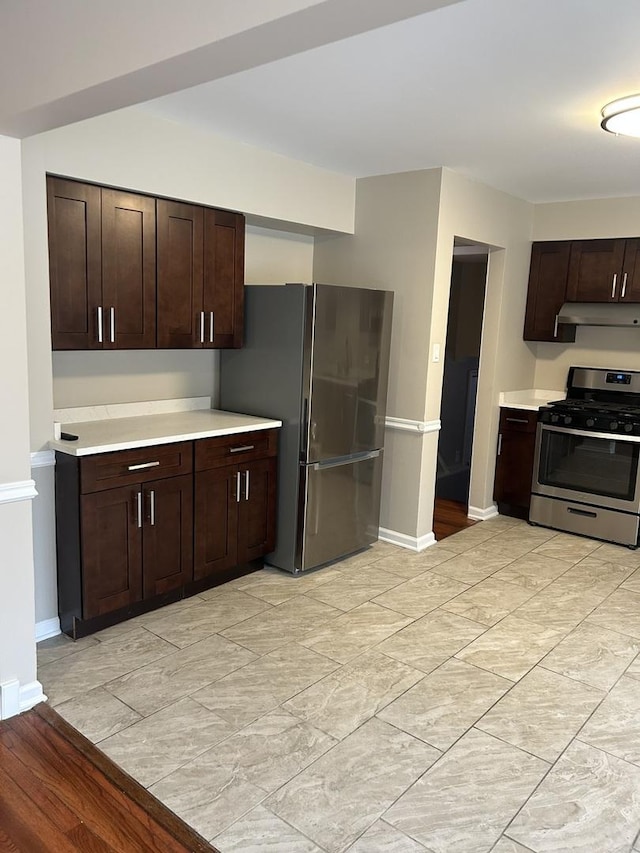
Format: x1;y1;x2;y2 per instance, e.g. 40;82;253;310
303;284;393;462
296;450;383;571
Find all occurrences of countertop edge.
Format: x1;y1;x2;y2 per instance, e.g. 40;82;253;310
49;418;282;457
499;389;565;411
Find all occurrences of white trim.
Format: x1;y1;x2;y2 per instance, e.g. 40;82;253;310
36;617;61;643
379;527;436;552
0;479;37;505
31;450;56;469
385;417;441;434
0;679;47;719
468;503;499;521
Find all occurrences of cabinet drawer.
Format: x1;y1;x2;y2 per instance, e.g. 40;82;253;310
499;408;538;433
195;429;278;471
80;441;193;493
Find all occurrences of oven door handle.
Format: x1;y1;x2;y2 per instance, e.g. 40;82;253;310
539;424;640;444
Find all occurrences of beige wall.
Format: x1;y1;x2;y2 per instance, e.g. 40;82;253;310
532;196;640;390
314;167;536;543
313;169;443;541
435;170;535;518
0;135;39;714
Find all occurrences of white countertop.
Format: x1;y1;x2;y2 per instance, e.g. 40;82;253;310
49;409;282;456
498;389;565;411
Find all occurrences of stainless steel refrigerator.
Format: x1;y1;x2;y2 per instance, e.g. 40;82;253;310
220;283;393;573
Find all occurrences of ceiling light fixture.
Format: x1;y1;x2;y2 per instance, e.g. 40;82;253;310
601;94;640;137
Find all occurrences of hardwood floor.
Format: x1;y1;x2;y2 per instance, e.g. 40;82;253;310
433;498;477;541
0;703;217;853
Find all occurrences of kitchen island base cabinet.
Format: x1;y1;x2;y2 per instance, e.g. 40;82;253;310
493;408;538;519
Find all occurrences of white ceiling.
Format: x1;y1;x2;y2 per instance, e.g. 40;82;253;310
135;0;640;203
4;0;640;204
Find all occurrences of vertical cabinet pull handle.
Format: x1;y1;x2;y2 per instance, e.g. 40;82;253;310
236;471;241;503
245;469;250;501
149;490;155;526
97;306;103;343
612;273;618;299
136;491;143;528
209;311;214;343
497;434;503;456
622;272;628;299
553;314;559;338
110;307;115;343
200;311;205;344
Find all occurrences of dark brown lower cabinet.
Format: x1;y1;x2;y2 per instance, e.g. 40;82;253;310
194;457;277;581
493;408;538;519
55;432;278;637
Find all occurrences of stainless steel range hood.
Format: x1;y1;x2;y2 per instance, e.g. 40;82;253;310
557;302;640;328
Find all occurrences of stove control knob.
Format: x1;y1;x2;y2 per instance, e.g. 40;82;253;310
586;418;595;428
563;416;572;425
625;423;633;433
550;414;559;424
610;421;619;431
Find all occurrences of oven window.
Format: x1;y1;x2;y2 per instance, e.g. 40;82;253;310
538;429;639;501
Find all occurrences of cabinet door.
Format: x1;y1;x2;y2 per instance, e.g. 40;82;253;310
237;458;277;563
523;242;575;342
142;474;193;598
620;239;640;302
194;465;239;580
81;486;142;618
102;189;156;349
566;239;626;302
203;209;245;348
47;177;102;350
157;200;204;348
493;419;537;516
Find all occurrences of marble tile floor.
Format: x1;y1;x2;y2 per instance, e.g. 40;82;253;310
37;517;640;853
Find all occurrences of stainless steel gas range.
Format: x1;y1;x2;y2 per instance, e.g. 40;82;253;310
530;366;640;548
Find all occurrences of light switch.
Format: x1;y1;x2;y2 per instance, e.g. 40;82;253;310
432;343;441;363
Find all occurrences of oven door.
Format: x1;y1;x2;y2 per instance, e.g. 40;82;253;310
532;423;640;513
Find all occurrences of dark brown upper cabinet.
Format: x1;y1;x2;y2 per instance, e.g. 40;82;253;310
48;175;245;351
48;177;156;350
567;238;640;303
156;202;244;349
523;241;576;342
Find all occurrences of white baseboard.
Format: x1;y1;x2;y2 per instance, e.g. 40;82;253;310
36;617;61;643
379;527;436;552
0;479;37;505
0;679;47;720
468;504;499;521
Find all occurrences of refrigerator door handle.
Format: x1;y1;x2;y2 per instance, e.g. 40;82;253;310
311;449;381;471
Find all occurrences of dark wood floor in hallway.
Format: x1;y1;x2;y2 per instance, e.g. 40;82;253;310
433;498;477;541
0;703;217;853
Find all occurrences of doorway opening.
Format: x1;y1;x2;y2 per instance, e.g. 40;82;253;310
434;241;489;539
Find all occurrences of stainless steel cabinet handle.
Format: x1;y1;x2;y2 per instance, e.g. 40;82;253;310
553;314;559;338
127;461;160;471
229;445;255;454
236;471;241;503
200;311;205;344
622;272;628;299
136;491;143;528
209;311;214;343
497;434;503;455
245;469;250;501
149;490;155;526
612;273;618;299
110;307;115;343
505;417;529;424
97;306;103;343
